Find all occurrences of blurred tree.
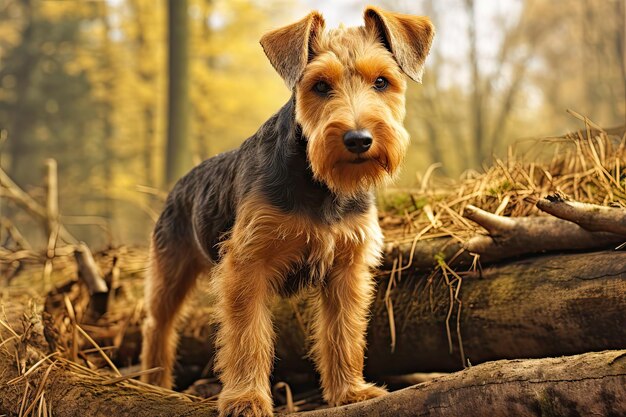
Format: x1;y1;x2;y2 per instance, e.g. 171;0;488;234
97;1;115;220
129;0;163;188
165;0;192;187
464;0;484;167
187;0;290;160
0;1;99;187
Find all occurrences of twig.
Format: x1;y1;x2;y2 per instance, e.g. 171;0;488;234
0;167;77;245
101;367;163;385
74;243;109;316
274;382;295;413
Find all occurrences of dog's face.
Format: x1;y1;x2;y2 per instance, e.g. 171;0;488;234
261;7;434;196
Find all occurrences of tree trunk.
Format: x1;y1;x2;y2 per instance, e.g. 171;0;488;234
99;2;115;221
464;0;484;166
7;0;38;186
165;0;191;187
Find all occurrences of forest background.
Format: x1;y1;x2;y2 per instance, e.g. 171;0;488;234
1;0;624;247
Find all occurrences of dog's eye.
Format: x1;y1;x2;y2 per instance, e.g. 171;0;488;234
373;77;389;91
313;81;332;96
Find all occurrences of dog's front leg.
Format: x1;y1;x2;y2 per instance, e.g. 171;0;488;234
214;253;276;417
311;254;388;407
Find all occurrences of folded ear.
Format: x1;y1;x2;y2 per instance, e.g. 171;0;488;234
260;11;325;90
364;6;435;83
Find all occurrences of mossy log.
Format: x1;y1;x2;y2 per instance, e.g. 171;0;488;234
50;249;626;385
365;249;626;375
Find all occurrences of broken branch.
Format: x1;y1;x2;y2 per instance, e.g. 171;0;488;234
463;204;623;262
536;194;626;236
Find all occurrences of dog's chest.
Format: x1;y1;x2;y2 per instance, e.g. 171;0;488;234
281;228;339;295
277;216;382;296
229;196;383;296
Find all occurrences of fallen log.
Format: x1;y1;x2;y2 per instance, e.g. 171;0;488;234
382;237;469;271
0;353;217;417
2;301;625;416
0;348;216;417
383;204;624;271
0;300;215;417
45;249;626;383
295;350;626;417
366;250;626;375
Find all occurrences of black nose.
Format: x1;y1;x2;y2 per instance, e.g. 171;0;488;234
343;130;373;154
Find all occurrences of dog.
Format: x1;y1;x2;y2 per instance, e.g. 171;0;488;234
141;6;434;416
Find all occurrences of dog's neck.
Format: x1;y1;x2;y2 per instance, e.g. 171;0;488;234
256;97;373;224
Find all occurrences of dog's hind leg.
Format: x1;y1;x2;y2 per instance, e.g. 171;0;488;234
140;234;206;388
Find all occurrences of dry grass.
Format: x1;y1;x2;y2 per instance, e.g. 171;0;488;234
0;299;209;416
380;117;625;246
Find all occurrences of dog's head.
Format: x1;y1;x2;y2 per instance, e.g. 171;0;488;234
261;7;434;196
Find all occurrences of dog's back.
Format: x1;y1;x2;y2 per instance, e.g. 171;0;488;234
152;150;239;264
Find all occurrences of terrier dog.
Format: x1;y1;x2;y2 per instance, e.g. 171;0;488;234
141;6;434;416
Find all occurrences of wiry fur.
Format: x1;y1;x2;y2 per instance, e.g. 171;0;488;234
141;7;433;417
297;26;410;196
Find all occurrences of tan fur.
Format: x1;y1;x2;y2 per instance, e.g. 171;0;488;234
309;207;386;406
296;26;410;197
141;243;208;388
260;11;325;90
364;7;435;83
213;195;384;415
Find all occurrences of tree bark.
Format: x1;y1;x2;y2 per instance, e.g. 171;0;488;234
295;350;626;417
463;204;624;262
365;250;626;375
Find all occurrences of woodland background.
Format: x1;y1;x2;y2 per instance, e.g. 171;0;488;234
0;0;625;248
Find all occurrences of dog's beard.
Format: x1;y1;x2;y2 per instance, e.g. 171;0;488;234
308;136;406;197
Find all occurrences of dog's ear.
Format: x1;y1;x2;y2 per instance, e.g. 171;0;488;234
364;6;434;83
260;11;325;90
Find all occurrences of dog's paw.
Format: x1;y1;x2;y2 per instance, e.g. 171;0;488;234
327;382;388;406
344;383;388;404
218;391;273;417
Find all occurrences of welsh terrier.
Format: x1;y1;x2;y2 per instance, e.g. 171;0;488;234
141;6;434;417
